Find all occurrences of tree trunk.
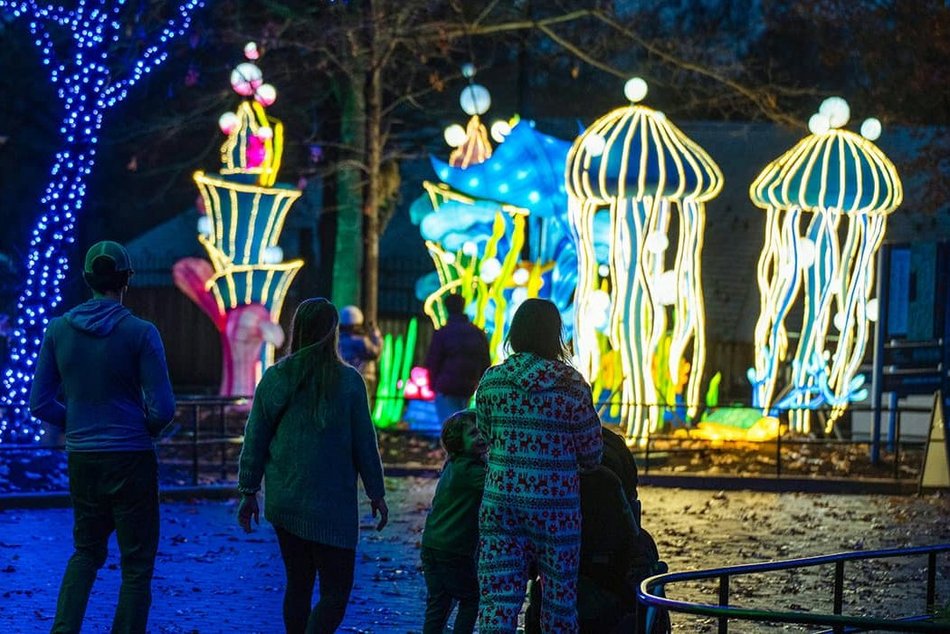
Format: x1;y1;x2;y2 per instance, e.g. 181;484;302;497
331;75;366;309
363;1;383;326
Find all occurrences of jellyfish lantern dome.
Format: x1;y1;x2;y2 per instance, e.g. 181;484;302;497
748;97;902;433
567;78;723;443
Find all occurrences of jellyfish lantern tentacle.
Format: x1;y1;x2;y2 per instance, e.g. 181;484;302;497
749;103;902;433
568;85;723;444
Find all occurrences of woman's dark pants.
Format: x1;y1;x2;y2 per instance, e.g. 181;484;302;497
275;526;356;633
52;450;159;634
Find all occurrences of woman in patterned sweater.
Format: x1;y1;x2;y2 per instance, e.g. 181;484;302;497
475;299;603;633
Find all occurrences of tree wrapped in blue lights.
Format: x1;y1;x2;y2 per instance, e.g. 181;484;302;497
0;0;204;442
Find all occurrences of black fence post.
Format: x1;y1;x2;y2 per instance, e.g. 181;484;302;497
775;419;782;479
833;560;845;634
219;401;227;482
644;417;651;476
893;407;902;481
192;403;200;486
718;574;730;634
926;551;936;614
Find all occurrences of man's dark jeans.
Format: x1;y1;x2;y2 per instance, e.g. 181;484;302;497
274;525;356;634
421;546;479;634
53;450;159;634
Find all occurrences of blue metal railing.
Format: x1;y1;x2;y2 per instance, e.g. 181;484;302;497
639;544;950;633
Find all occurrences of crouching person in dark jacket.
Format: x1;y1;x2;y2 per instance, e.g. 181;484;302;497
30;240;176;634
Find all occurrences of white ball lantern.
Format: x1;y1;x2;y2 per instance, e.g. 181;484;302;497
197;216;212;236
797;238;817;268
218;112;239;135
444;124;467;148
860;117;882;141
490;120;511;143
644;231;669;254
459;84;491;116
655;270;679;306
479;257;502;284
512;268;530;286
589;289;612;332
263;246;284;264
243;42;260;60
624;77;648;103
230;63;263;96
461;63;476;79
254;83;277;107
511;287;528;306
583;133;606;157
256;126;274;140
819;97;850;129
461;241;478;257
589;289;611;313
808;113;831;135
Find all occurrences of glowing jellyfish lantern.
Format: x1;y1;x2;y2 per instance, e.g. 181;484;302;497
567;78;723;442
748;98;902;433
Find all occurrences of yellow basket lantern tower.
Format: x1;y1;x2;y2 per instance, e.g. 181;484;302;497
174;45;304;396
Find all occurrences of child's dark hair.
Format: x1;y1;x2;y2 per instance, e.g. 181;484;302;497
441;409;477;457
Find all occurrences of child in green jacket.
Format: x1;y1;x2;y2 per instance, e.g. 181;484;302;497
421;409;487;634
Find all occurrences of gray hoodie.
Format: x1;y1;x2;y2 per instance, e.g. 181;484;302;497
30;298;175;452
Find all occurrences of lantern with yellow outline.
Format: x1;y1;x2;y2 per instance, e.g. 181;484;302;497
173;46;303;396
748;98;902;433
415;73;581;359
567;78;723;443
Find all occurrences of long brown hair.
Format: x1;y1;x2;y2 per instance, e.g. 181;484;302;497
287;298;343;423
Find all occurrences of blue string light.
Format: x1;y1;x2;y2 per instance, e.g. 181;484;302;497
0;0;204;443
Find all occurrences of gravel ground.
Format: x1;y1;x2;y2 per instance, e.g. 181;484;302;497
0;477;948;633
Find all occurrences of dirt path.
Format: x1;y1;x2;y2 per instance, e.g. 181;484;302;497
0;479;947;632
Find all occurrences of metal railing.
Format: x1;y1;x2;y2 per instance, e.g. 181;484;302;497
639;544;950;633
159;395;251;486
0;398;936;489
624;401;933;481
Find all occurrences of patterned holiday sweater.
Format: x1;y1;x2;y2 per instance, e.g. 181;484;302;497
475;352;603;513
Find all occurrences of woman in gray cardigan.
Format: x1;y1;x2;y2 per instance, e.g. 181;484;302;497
237;298;388;633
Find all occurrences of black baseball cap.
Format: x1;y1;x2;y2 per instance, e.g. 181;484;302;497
84;241;133;274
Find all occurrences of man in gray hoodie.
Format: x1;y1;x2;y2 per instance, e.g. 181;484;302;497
30;240;175;634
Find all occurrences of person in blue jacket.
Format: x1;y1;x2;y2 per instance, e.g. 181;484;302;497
30;240;176;634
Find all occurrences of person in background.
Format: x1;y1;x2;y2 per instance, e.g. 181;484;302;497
424;294;492;424
30;240;176;634
338;304;382;395
238;298;388;634
475;298;603;633
421;409;487;634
